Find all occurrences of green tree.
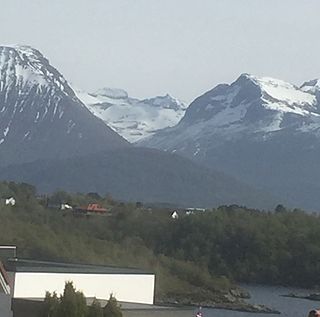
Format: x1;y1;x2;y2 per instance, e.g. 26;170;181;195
88;298;103;317
275;204;287;213
87;192;102;200
59;281;87;317
42;291;59;317
103;294;122;317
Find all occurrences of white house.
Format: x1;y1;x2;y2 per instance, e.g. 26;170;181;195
171;211;179;219
60;203;73;210
5;198;16;206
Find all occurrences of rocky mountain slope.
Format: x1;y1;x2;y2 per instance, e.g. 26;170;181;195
75;88;186;142
0;45;128;167
140;74;320;210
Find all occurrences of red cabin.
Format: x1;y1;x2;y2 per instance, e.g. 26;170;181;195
86;203;107;213
76;203;107;214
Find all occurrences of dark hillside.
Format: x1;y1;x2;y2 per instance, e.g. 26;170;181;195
0;147;276;209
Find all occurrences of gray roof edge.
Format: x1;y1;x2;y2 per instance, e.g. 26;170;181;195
6;258;154;275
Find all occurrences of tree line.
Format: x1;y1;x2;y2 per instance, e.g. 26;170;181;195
42;281;122;317
1;181;320;304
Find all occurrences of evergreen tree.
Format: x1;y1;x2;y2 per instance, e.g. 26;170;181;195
42;291;59;317
103;294;122;317
88;298;103;317
58;281;87;317
275;204;286;213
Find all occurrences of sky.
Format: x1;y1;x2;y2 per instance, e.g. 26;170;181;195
1;0;320;103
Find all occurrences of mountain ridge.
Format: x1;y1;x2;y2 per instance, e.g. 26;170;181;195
139;73;320;210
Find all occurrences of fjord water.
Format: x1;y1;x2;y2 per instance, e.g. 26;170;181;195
205;285;318;317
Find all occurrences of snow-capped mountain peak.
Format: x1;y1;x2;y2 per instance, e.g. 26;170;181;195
140;94;187;111
0;44;128;166
0;45;73;97
233;73;316;109
243;74;316;108
300;78;320;97
179;73;318;137
75;88;186;142
140;73;320;154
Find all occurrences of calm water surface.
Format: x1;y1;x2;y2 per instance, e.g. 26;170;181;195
203;285;319;317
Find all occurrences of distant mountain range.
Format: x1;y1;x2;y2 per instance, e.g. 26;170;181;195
140;74;320;210
0;45;273;208
75;87;186;142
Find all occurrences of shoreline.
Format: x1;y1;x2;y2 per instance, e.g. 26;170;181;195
156;300;280;314
282;293;320;302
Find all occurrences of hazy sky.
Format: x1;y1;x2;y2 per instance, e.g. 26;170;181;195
1;0;320;102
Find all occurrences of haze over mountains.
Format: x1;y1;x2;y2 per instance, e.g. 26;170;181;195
0;45;272;208
140;74;320;210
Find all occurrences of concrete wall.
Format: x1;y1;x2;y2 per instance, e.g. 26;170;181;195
123;310;194;317
13;272;155;304
0;293;12;317
12;299;194;317
11;298;42;317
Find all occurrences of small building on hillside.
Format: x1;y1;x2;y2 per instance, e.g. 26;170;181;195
75;203;108;214
171;211;179;219
185;207;206;215
60;203;73;210
4;197;16;206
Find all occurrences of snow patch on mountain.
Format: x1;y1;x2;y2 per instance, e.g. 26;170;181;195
250;75;316;106
75;88;186;142
245;75;317;118
231;74;318;126
301;79;320;98
0;45;70;95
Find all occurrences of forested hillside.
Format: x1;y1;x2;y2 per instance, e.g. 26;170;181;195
1;182;320;305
